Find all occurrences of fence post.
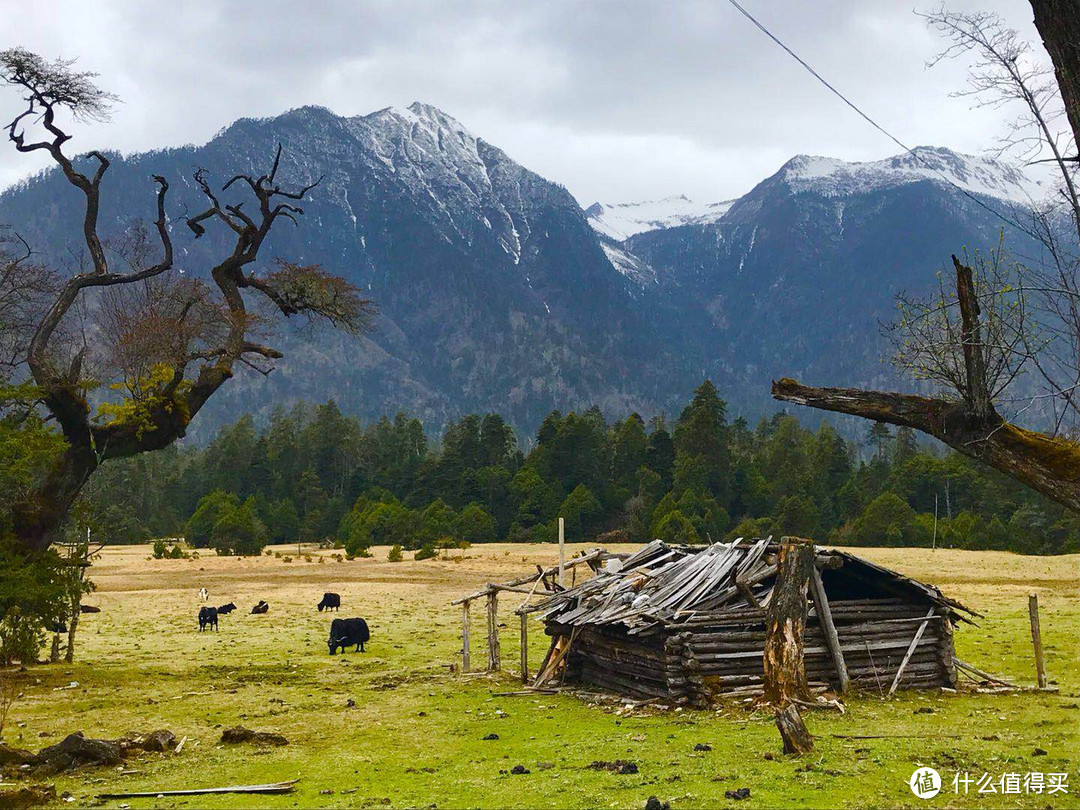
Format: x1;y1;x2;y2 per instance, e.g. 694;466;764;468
461;601;471;673
520;613;529;683
1029;592;1047;689
486;590;500;671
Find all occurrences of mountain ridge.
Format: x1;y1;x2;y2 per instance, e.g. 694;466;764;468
0;103;1045;439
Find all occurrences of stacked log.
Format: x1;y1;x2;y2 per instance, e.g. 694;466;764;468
547;624;689;703
674;599;953;702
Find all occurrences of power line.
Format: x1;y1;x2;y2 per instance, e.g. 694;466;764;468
724;0;1040;241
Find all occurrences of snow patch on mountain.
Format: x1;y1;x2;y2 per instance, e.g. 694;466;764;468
343;102;535;263
598;240;658;287
779;146;1047;206
585;195;735;241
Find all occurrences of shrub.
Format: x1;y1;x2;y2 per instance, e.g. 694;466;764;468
0;607;44;667
414;542;438;561
152;539;168;559
387;545;403;562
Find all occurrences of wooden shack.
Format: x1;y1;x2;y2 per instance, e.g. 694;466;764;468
528;539;973;706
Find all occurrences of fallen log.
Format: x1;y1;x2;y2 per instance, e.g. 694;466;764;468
97;779;299;799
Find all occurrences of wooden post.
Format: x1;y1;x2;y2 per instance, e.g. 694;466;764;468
763;537;815;706
486;590;500;672
1029;592;1047;689
461;601;471;673
809;565;849;693
888;608;935;697
520;614;529;684
558;517;565;589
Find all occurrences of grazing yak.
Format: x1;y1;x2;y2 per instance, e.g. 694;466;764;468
317;593;341;612
251;600;269;614
198;606;218;632
217;603;237;615
328;617;370;654
79;604;101;614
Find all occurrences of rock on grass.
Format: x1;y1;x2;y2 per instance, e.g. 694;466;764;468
36;733;122;773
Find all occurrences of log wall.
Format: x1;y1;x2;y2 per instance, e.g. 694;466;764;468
546;597;957;706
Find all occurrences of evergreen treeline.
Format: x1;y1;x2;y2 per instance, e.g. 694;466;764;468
92;381;1080;556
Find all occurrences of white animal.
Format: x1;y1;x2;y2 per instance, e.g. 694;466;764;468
199;588;208;602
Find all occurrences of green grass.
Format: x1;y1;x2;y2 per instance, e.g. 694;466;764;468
2;543;1078;808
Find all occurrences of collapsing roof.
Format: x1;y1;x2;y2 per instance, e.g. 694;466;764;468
531;538;973;633
529;539;975;703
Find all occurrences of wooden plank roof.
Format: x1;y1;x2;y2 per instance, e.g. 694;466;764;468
529;538;977;633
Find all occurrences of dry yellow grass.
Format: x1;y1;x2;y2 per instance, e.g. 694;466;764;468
3;542;1078;808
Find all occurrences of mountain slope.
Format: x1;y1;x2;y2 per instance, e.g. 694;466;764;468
0;103;692;436
0;111;1045;437
607;146;1046;416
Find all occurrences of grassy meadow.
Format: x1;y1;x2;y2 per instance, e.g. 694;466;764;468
2;543;1078;809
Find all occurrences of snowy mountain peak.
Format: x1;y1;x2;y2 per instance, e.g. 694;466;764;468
778;146;1047;206
586;195;735;242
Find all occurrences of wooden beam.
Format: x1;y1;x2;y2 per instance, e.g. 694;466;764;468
451;549;606;605
809;565;849;694
1029;592;1048;689
486;591;501;672
558;517;565;588
887;608;935;697
461;601;471;673
520;614;529;684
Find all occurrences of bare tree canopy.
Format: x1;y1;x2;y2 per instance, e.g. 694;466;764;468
773;2;1080;514
0;48;375;555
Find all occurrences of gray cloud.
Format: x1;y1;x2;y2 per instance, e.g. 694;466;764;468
0;0;1049;206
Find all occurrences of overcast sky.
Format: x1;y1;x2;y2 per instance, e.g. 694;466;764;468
0;0;1049;206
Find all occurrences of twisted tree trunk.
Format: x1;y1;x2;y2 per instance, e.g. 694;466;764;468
1030;0;1080;144
773;258;1080;514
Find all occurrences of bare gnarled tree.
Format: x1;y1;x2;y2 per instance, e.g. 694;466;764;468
0;48;374;554
773;3;1080;514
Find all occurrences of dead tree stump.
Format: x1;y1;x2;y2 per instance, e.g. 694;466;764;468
763;537;814;706
775;704;814;755
763;537;815;755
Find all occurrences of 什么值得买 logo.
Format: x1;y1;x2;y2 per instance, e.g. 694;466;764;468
910;767;942;799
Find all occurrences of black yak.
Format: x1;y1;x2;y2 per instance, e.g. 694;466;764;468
317;593;341;612
328;618;370;654
198;606;218;632
217;603;237;615
251;600;269;615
